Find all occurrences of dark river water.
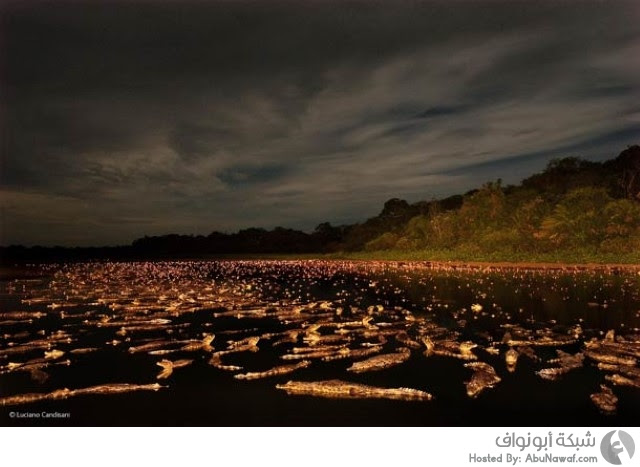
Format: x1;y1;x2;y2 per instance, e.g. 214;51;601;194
1;260;639;426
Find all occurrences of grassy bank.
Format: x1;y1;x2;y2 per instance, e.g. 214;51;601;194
321;248;640;264
249;248;640;265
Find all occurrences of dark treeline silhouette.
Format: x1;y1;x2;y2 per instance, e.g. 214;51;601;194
2;145;639;264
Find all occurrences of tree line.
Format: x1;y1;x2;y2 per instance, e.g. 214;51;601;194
2;145;639;263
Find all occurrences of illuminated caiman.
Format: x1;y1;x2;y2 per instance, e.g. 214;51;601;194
276;379;433;402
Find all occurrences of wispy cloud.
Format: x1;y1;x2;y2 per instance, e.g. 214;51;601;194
2;1;639;245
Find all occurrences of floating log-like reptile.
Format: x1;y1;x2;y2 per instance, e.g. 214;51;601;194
208;353;242;371
276;379;433;402
590;385;618;414
271;330;301;346
597;363;640;379
0;383;164;406
69;347;99;355
505;348;518;372
605;373;640;389
423;338;477;360
0;311;45;320
347;347;411;373
394;331;421;349
303;333;352;346
584;350;637;367
321;345;382;362
464;362;501;398
506;334;576;347
44;349;65;360
282;346;347;360
181;334;215;352
291;344;345;354
156;359;193;379
0;388;72;406
128;340;175;354
234;360;311;380
536;351;584;381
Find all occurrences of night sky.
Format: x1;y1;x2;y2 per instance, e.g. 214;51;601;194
2;1;640;246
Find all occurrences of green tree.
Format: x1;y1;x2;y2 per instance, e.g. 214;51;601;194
511;196;550;250
458;181;506;239
364;232;400;251
538;187;612;247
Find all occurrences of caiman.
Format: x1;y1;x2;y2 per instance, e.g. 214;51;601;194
464;362;501;398
276;379;433;402
346;347;411;373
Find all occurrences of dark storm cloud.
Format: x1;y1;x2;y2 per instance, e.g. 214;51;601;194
1;0;640;246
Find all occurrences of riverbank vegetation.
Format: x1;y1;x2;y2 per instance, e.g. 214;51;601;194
354;146;640;263
2;145;639;264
